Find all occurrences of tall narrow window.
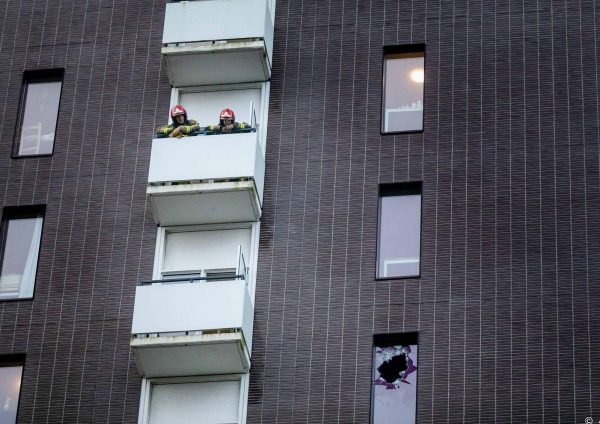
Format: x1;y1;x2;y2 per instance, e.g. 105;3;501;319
382;45;425;133
372;333;418;424
0;206;45;300
377;183;421;279
14;70;63;157
0;355;24;424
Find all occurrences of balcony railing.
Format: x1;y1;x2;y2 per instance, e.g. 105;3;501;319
161;0;274;86
140;246;249;286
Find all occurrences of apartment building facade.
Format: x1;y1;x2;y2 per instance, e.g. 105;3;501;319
0;0;599;423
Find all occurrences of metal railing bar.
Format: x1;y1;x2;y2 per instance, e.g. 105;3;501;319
139;274;245;286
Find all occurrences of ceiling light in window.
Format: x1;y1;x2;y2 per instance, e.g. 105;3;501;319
410;69;424;83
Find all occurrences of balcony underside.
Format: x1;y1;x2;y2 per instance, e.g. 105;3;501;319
147;180;261;226
162;41;271;86
131;333;250;378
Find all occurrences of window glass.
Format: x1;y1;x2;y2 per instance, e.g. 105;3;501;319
179;88;260;128
0;208;44;299
15;73;62;156
377;184;421;278
382;49;424;133
149;380;240;424
162;228;251;277
0;363;23;423
372;333;418;424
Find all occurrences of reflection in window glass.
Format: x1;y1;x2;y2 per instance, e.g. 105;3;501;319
0;208;44;299
16;75;62;156
0;363;23;424
382;49;424;133
377;183;421;278
372;333;418;424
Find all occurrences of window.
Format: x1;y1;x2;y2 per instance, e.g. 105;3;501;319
372;333;418;424
159;227;251;281
376;183;421;279
142;377;242;424
178;88;260;127
0;355;24;424
0;206;45;299
13;69;63;157
382;45;425;133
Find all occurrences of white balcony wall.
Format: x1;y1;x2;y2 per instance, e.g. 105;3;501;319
148;134;264;197
163;228;251;274
162;0;273;85
132;280;253;350
163;0;274;62
179;89;261;129
147;134;265;224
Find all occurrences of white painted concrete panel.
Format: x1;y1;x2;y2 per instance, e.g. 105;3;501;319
163;0;272;57
163;47;270;86
148;186;260;226
242;287;253;351
147;134;262;189
131;280;251;334
132;334;250;377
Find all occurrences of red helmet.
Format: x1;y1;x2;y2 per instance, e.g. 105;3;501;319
170;105;187;117
219;108;235;120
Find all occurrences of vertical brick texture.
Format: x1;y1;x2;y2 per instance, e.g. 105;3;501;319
0;1;170;423
249;1;600;423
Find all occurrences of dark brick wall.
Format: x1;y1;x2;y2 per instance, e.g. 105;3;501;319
0;1;170;423
2;0;599;423
249;0;600;423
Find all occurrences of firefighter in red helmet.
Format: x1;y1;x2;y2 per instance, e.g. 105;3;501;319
207;108;250;134
156;105;201;138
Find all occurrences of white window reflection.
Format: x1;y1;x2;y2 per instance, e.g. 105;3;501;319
17;78;62;156
377;184;421;278
383;50;424;133
0;211;44;299
0;364;23;424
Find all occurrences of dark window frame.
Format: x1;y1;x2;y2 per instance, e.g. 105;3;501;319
375;182;423;280
381;44;426;135
0;353;25;424
12;69;64;158
370;332;419;424
0;205;46;301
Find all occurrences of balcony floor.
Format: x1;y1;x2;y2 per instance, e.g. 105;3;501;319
147;180;261;226
131;332;250;377
162;41;270;86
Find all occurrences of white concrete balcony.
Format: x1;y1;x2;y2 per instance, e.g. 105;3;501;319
147;132;264;226
131;275;253;378
162;0;274;86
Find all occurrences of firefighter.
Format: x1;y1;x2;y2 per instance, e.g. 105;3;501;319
156;105;201;138
207;108;250;134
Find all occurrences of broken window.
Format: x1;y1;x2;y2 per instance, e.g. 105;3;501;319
372;333;419;424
